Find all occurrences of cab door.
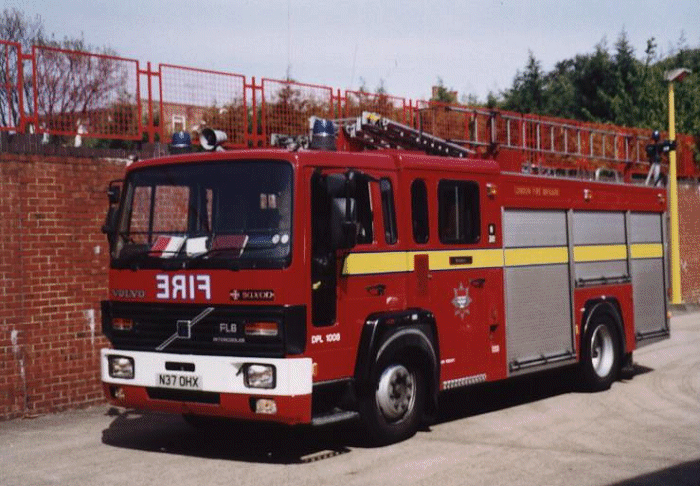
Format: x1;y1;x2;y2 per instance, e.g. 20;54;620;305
309;168;404;381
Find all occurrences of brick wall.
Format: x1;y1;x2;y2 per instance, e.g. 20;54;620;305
0;153;126;420
679;182;700;304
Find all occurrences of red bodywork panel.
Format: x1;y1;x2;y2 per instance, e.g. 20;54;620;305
103;384;312;425
574;284;637;358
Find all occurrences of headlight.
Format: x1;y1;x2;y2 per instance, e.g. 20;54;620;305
108;355;134;379
244;363;276;389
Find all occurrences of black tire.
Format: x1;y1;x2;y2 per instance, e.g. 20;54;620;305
359;351;427;445
580;314;621;391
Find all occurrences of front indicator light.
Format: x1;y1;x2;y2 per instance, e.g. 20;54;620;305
255;398;277;414
112;318;133;331
244;363;276;389
108;355;134;379
244;321;279;337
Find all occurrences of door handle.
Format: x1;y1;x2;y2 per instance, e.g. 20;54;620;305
470;278;486;288
365;284;386;296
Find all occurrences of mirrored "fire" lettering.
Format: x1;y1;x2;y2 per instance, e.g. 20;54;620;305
156;274;211;300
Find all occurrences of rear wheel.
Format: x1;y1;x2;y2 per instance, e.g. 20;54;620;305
580;316;620;391
359;356;426;445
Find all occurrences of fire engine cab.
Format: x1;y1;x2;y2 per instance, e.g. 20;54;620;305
101;113;669;444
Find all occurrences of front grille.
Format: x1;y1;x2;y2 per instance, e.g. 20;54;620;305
146;388;220;404
102;301;305;357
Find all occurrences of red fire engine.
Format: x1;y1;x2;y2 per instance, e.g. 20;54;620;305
101;113;669;444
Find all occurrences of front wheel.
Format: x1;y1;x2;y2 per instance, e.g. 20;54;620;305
580;316;620;391
359;358;426;445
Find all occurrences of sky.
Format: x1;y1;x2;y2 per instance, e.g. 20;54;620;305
8;0;700;102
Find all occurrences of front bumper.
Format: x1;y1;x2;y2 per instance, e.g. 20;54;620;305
101;349;313;424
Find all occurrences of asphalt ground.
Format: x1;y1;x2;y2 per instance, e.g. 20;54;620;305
1;312;698;486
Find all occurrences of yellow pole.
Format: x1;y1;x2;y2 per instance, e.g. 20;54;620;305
668;81;682;304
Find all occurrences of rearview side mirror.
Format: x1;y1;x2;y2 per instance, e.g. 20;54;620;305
325;171;360;250
102;180;123;250
331;197;357;249
107;185;120;205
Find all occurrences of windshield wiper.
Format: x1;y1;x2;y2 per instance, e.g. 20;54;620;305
116;245;184;270
186;247;243;270
116;246;151;269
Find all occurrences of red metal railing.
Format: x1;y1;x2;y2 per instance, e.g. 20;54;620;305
344;90;411;123
260;78;334;144
159;64;247;147
0;40;23;133
0;38;697;179
32;45;141;140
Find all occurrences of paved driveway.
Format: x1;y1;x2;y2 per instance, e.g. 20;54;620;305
1;312;698;486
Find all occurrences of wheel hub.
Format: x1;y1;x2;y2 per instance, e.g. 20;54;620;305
376;364;416;422
590;324;614;378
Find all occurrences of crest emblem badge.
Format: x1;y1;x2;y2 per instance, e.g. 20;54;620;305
451;282;471;320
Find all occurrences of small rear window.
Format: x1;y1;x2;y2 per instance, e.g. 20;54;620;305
438;180;480;244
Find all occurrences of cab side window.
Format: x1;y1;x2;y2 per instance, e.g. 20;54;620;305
438;180;480;244
356;179;374;244
411;179;429;244
380;178;398;244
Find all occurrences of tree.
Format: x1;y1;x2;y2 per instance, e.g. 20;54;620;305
485;91;498;109
608;30;641;126
460;92;481;106
0;9;43;129
431;77;457;104
497;30;700;167
502;51;545;114
0;8;129;137
539;59;577;119
264;78;332;137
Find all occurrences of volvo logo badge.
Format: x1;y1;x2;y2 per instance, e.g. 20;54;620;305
156;307;214;351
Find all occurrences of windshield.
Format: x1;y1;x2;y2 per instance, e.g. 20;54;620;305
112;160;293;269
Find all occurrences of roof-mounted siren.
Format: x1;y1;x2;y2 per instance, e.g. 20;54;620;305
200;128;228;151
170;130;192;154
309;117;337;151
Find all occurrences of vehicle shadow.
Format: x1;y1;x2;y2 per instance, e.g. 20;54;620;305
607;458;700;486
102;363;654;463
435;362;654;424
101;408;357;464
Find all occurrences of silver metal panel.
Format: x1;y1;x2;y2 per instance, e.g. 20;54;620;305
566;210;577;360
630;212;662;243
625;211;633;285
573;211;626;245
505;264;573;366
632;258;668;337
503;209;567;248
508;357;577;377
575;260;628;281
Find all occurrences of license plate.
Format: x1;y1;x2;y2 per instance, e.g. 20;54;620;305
157;373;202;390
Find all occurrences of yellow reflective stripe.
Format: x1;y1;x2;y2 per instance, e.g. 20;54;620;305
342;249;505;275
573;244;627;263
342;252;411;275
504;246;568;267
630;243;663;259
341;243;664;275
427;249;504;270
